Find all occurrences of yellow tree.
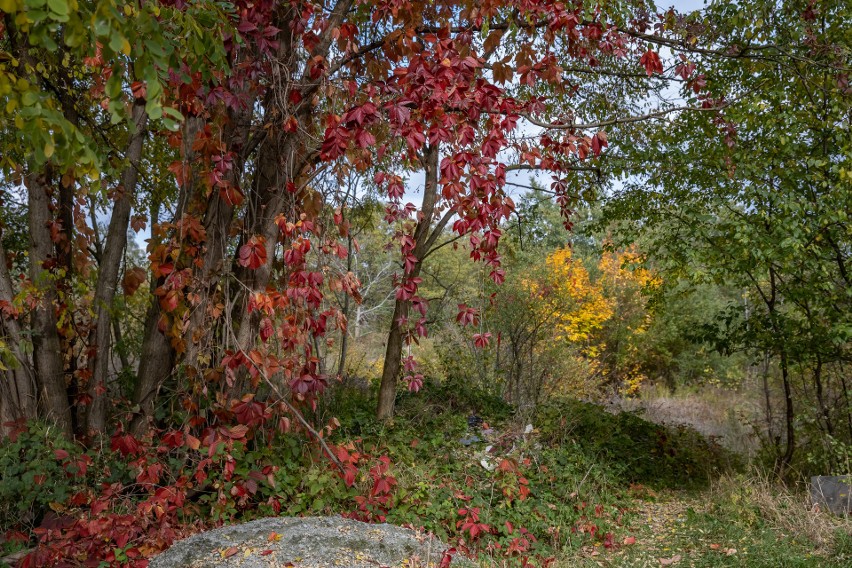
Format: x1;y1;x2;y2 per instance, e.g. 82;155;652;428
496;245;659;403
534;247;612;345
594;247;661;394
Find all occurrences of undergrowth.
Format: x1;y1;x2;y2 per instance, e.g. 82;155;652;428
1;381;847;567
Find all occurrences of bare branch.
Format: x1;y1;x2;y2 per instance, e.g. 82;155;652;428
522;103;725;131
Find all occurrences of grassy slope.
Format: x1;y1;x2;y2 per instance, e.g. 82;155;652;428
325;381;852;567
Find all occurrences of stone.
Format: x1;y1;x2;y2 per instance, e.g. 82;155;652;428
149;516;472;568
810;475;852;516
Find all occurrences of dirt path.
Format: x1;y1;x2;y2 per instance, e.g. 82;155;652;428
569;491;776;568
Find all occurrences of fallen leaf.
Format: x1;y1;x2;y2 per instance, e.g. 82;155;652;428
659;555;681;566
726;548;737;556
260;549;273;556
221;546;238;558
623;536;636;545
709;543;720;550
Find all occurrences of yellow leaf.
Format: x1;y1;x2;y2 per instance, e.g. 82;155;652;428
0;0;17;13
44;142;55;158
121;38;131;56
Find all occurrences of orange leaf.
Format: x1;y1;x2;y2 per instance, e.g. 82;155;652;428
222;546;238;558
122;267;147;296
185;434;201;451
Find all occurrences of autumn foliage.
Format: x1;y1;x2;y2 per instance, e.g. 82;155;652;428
0;0;741;564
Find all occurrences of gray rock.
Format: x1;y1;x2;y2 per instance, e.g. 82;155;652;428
149;516;471;568
811;475;852;516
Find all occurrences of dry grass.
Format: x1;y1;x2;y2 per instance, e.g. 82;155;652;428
711;469;852;553
615;384;759;456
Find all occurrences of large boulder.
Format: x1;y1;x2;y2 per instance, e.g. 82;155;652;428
811;475;852;516
150;516;467;568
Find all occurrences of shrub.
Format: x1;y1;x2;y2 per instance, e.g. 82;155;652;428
0;423;86;533
535;398;739;489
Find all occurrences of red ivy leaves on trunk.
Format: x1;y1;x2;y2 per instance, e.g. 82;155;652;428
239;236;268;270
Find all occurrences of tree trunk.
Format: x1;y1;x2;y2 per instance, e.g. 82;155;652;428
130;301;175;436
778;348;795;476
812;356;833;437
130;116;201;435
760;352;776;452
87;101;148;436
182;99;256;370
26;170;73;436
231;125;316;357
337;232;354;377
112;317;130;371
377;145;440;419
377;299;407;419
230;0;352;361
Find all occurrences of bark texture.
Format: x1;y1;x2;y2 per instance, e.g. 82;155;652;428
0;240;37;431
26;170;73;435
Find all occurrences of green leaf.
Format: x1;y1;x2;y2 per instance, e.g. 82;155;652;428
145;99;162;120
46;0;67;16
108;32;125;55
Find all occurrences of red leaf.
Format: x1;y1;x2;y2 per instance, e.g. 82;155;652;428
130;81;146;100
185;434;201;450
239;236;267;270
159;289;180;312
473;332;492;348
640;49;663;76
130;215;147;233
220;184;244;206
111;432;142;457
225;424;249;439
260;318;274;342
591;131;608;157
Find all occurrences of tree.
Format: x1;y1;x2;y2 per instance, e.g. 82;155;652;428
2;0;731;440
1;0;232;436
367;3;727;418
600;0;851;473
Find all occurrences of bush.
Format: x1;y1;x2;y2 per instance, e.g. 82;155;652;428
535;398;740;489
0;423;85;533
